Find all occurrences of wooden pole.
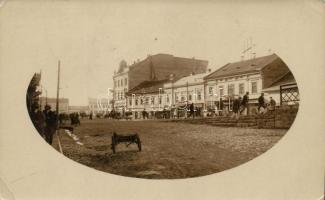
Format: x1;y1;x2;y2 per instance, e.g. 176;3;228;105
56;60;63;154
45;90;48;106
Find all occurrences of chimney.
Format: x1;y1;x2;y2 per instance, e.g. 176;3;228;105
208;68;212;73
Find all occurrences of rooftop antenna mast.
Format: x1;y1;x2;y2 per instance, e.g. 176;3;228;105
241;37;255;60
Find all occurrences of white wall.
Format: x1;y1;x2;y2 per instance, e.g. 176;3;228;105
205;73;263;100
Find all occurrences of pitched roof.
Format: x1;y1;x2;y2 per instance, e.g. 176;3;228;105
169;72;209;87
269;71;296;87
127;79;169;95
262;71;297;92
205;54;280;79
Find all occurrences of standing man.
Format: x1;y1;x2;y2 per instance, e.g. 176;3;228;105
142;109;147;119
189;103;195;119
232;96;241;119
268;97;276;112
89;111;93;120
240;92;249;115
43;105;57;145
33;105;46;139
219;98;224;116
258;93;266;113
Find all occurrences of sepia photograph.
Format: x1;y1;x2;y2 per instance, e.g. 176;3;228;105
1;0;324;199
27;52;299;179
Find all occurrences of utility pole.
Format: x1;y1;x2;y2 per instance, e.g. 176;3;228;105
56;60;63;154
242;37;255;60
45;90;48;106
56;61;60;116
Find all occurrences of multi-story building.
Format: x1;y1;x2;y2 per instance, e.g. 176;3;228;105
204;53;294;113
113;60;129;112
39;97;69;113
122;53;297;118
113;53;208;112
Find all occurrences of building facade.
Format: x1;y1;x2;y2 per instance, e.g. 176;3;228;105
113;60;129;112
126;80;168;119
163;72;209;110
204;53;294;113
113;53;208;112
116;53;296;118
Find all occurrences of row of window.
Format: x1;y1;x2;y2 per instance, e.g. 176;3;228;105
128;92;202;107
129;96;163;106
115;91;125;100
122;81;258;105
207;82;257;96
174;91;202;102
114;77;128;88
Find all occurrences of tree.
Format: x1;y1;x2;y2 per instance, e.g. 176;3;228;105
26;73;42;116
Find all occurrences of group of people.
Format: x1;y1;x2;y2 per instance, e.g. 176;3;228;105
213;92;277;119
69;112;81;125
227;92;250;119
31;105;84;145
32;105;58;145
258;93;276;114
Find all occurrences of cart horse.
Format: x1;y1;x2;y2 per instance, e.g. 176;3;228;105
111;132;142;153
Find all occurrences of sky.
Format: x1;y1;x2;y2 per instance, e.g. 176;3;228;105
1;0;320;106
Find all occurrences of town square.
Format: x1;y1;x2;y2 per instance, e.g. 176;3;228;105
2;1;325;199
27;51;299;179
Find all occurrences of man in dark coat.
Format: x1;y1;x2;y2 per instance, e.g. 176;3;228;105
232;96;241;119
258;93;266;113
240;92;249;115
33;106;46;138
43;105;57;145
189;103;195;118
268;97;276;112
217;98;224;116
142;109;147;119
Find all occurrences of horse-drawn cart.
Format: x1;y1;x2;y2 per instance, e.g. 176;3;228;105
111;132;142;153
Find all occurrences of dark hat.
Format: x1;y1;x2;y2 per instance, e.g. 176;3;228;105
45;104;51;110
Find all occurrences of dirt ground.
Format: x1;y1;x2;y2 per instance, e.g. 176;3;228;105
52;119;287;179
